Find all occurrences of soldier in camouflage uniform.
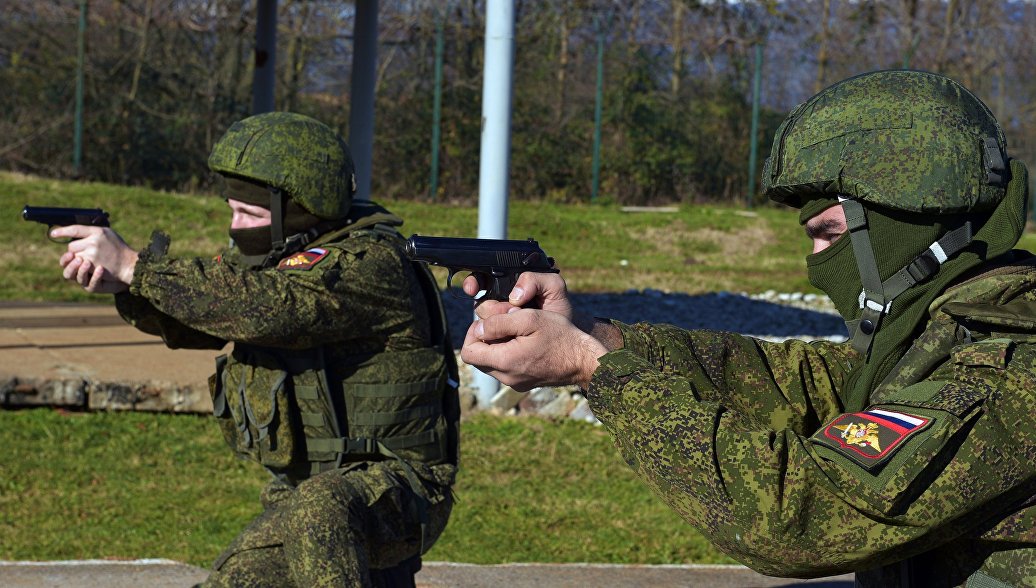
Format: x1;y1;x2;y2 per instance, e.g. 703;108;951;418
461;70;1036;586
53;112;460;587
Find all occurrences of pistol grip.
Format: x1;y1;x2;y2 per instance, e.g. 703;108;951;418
487;273;518;302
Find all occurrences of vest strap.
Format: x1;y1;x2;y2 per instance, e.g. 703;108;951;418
348;403;440;427
307;429;439;456
294;384;320;401
882;222;973;300
346;378;441;398
965;569;1014;588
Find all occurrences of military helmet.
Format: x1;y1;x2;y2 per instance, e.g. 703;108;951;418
762;70;1025;360
763;70;1008;215
208;112;356;219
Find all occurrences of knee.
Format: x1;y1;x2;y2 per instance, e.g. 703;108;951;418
204;546;288;588
287;472;367;532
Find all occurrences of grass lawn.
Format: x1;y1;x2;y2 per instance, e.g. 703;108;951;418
0;409;731;567
4;171;821;300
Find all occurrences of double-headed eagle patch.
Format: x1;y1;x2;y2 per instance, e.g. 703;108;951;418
277;248;329;271
814;409;932;471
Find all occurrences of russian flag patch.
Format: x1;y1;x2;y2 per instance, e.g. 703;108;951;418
814;408;933;471
277;248;329;271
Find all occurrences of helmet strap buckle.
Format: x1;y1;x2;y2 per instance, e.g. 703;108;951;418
983;137;1007;185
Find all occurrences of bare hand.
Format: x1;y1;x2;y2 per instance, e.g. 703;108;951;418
53;225;139;294
463;271;574;321
461;307;608;391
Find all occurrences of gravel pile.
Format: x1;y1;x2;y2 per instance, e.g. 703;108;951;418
442;288;849;419
441;288;848;349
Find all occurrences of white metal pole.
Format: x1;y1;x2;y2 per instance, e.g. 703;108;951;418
473;0;516;406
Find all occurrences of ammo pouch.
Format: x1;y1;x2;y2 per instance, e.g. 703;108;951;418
209;345;337;475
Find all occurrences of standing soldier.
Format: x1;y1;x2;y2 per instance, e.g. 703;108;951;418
462;70;1036;585
54;112;460;587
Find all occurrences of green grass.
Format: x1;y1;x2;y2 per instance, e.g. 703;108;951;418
0;409;730;567
12;171;1035;300
5;171;819;301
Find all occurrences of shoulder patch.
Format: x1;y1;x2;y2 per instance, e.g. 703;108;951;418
277;247;329;271
813;409;932;472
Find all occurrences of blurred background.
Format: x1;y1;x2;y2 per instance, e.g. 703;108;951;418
4;0;1033;207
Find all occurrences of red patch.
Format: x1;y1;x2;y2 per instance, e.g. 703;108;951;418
277;248;329;271
814;409;933;471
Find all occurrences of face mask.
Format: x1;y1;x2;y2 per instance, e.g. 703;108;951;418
229;226;272;256
806;233;862;324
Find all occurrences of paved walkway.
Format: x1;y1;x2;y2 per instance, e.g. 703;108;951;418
0;302;855;586
0;560;853;587
0;301;216;411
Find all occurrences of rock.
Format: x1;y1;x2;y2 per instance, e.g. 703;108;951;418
518;387;560;414
538;391;576;419
1;377;87;408
569;396;599;424
489;386;525;412
86;381;212;413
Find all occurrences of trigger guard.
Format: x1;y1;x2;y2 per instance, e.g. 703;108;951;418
446;271;488;301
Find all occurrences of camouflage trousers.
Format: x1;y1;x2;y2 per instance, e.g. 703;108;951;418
200;461;453;588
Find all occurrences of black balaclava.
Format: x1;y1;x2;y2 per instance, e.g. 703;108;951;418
223;176;321;264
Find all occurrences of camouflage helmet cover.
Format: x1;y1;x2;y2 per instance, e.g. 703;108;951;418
763;70;1008;215
208;112;356;219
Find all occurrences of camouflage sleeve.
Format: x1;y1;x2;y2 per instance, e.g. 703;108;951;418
126;236;424;349
587;332;1036;577
114;291;228;350
615;321;856;433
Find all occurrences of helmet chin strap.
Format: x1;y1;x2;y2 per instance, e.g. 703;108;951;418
245;186;349;269
269;186;285;252
838;197;973;357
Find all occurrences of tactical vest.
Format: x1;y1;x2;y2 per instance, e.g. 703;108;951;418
207;206;460;487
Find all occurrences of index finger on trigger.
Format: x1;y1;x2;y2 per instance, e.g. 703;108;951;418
461;274;483;297
51;225;96;241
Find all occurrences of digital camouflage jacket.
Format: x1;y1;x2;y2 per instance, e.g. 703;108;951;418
586;253;1036;587
114;210;459;490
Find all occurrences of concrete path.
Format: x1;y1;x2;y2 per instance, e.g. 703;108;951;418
0;301;216;411
0;301;214;385
0;302;856;586
0;560;853;587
